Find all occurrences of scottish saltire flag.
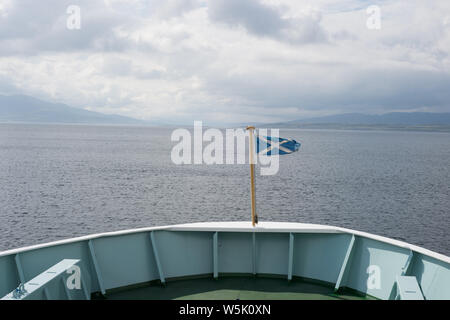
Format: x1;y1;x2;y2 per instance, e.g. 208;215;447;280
256;136;301;156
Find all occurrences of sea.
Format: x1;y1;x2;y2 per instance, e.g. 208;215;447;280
0;123;449;256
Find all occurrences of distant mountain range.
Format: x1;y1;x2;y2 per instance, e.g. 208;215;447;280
1;94;450;130
0;94;146;125
268;112;450;131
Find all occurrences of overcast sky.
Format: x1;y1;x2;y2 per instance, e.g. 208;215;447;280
0;0;450;124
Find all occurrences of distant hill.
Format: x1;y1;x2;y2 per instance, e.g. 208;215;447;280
0;95;146;125
268;112;450;131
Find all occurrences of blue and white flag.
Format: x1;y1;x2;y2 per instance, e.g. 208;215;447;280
256;136;301;156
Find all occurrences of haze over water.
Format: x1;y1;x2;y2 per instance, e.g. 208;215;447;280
0;123;449;256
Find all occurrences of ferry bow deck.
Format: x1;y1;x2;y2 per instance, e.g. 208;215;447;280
1;221;449;300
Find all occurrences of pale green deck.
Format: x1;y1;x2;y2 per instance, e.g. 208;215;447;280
98;277;373;300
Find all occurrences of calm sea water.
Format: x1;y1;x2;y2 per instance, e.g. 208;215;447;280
0;124;449;256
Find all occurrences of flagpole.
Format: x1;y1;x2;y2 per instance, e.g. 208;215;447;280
246;126;257;227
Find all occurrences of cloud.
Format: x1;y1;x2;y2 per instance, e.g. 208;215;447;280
100;56;165;79
0;0;449;124
0;0;146;55
208;0;327;44
201;62;450;116
151;0;203;18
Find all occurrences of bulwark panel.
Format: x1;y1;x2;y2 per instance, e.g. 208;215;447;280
218;232;253;274
293;233;351;284
255;233;290;276
345;237;411;299
5;241;95;295
411;253;450;300
155;231;214;278
90;232;159;290
0;254;20;297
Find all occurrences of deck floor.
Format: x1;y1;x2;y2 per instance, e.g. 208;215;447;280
98;276;372;300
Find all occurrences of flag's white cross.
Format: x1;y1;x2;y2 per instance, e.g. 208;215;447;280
257;136;293;155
